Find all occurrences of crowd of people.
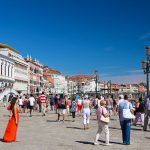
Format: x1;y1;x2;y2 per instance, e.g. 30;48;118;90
2;92;150;146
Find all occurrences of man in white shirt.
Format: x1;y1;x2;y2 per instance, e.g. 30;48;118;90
28;94;35;117
18;96;23;113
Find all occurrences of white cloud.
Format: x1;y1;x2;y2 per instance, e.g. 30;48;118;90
101;74;145;84
127;69;143;73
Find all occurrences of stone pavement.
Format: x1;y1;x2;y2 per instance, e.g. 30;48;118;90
0;104;149;150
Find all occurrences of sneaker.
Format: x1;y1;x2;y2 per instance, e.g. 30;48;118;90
105;143;112;146
94;142;99;145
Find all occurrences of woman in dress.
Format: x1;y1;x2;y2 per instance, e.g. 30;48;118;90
3;97;20;142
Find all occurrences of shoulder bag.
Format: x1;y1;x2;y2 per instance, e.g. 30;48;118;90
100;107;110;123
123;102;135;119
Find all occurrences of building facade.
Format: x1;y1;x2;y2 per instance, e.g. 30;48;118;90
0;43;28;94
44;68;67;94
66;75;96;95
0;53;15;100
25;56;44;94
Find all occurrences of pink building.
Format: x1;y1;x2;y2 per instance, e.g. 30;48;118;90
25;57;43;94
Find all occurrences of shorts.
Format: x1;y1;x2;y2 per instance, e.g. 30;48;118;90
78;104;82;111
57;109;66;115
50;102;55;106
19;105;23;108
30;106;34;110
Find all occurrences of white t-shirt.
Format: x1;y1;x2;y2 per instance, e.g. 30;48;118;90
82;99;90;108
77;99;82;105
29;97;35;106
19;98;23;105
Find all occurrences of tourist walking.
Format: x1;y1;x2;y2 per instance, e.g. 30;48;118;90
28;94;35;117
70;97;77;122
143;95;150;131
3;97;20;142
66;97;71;115
94;100;111;146
56;97;66;122
134;97;145;127
77;97;82;116
105;95;113;117
118;95;134;145
39;92;47;116
18;96;23;113
82;95;90;130
3;95;7;107
22;96;28;113
50;94;55;111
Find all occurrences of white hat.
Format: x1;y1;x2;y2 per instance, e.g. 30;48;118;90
84;95;88;99
119;95;124;99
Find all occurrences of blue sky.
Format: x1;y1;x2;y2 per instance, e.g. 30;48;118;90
0;0;150;83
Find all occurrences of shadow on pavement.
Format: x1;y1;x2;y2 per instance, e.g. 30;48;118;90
47;120;58;122
131;128;142;131
0;138;4;142
67;126;83;130
145;137;150;139
76;141;94;145
109;127;121;130
98;140;123;145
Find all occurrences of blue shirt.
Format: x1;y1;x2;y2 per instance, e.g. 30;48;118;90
119;100;133;121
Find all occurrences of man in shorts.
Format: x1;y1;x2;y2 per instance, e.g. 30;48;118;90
28;94;35;117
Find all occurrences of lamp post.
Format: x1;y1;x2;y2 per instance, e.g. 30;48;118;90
141;46;150;96
107;80;111;94
95;70;99;97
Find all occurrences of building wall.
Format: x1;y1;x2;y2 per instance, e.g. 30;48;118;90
52;74;67;94
0;48;28;93
25;58;44;94
0;53;15;92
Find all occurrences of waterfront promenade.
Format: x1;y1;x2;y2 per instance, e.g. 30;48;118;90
0;104;149;150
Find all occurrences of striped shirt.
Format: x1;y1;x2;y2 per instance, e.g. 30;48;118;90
39;95;47;103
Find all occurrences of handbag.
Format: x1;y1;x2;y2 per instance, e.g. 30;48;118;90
100;106;110;123
100;115;110;123
123;102;135;119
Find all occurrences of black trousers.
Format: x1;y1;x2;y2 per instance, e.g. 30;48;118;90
72;112;76;118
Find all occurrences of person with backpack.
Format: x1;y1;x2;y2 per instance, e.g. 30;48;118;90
70;97;77;122
143;95;150;131
133;97;145;127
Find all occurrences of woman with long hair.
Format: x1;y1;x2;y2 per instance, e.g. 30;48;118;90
3;97;20;142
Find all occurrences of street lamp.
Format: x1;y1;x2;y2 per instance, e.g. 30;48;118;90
107;80;111;94
141;46;150;96
95;70;99;97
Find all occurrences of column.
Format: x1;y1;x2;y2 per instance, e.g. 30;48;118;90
12;65;14;79
2;61;5;76
5;62;8;77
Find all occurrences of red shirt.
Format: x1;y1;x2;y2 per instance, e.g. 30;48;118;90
39;95;47;103
66;99;71;106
